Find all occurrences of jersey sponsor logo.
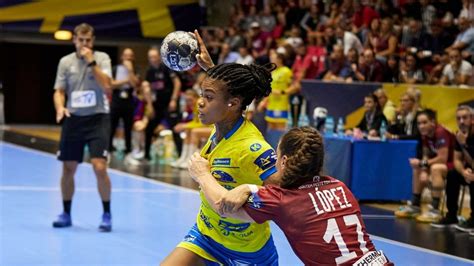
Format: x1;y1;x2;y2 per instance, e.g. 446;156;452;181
249;143;262;152
247;193;263;209
183;235;196;243
199;210;213;229
353;250;388;266
253;149;277;171
218;220;250;236
211;170;236;183
212;158;231;166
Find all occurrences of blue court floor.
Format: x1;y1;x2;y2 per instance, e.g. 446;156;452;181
1;141;473;265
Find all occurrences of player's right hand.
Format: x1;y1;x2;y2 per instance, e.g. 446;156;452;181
56;107;70;123
192;29;215;71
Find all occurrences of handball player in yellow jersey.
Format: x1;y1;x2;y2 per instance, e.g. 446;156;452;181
161;30;281;265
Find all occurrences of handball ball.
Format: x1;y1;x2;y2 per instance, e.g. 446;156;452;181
160;31;199;71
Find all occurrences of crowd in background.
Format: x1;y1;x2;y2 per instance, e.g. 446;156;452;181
200;0;473;86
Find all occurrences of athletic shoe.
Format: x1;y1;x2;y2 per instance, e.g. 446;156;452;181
131;150;144;160
99;213;112;232
395;204;421;218
430;216;458;228
416;207;441;223
454;217;473;233
52;212;72;228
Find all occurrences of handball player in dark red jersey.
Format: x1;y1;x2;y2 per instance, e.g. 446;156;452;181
189;126;392;265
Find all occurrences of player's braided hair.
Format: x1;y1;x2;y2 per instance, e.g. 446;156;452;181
207;63;276;111
279;126;324;189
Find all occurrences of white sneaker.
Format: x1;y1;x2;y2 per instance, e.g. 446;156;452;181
131;150;144;160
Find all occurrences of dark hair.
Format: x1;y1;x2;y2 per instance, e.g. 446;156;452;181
279;126;324;189
206;63;276;110
365;93;382;112
74;23;94;36
417;108;437;121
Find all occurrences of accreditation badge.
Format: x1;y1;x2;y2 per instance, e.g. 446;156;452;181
71;90;97;108
120;90;129;99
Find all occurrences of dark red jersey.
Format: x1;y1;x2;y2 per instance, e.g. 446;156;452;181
421;124;454;168
244;176;382;265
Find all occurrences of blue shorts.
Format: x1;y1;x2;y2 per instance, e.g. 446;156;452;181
265;110;288;123
178;224;278;266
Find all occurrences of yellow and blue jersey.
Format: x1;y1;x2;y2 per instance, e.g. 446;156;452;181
266;66;292;123
179;117;278;261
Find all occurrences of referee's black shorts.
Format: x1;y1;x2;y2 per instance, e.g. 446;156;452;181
57;114;110;163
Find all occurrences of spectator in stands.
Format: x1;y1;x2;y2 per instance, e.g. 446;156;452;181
418;20;454;64
322;44;352;82
248;22;273;64
236;46;254;65
459;0;474;20
420;0;437;33
400;53;427;84
327;2;344;27
386;90;421;140
401;19;427;52
242;5;259;30
373;17;398;62
383;55;401;83
284;25;304;49
352;0;380;42
335;23;364;55
293;43;324;81
355;49;385;82
259;5;276;33
427;52;450;84
395;109;454;223
217;43;239;64
272;11;286;40
374;88;396;123
284;0;305;31
224;26;245;51
431;105;474;232
322;26;338;54
300;2;327;39
439;49;473;86
446;16;474;62
354;93;388;138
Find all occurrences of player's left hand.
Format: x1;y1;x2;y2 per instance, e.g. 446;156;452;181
188;152;210;183
216;185;251;215
80;47;94;63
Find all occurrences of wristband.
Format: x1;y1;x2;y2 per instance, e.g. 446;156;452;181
87;60;97;67
248;184;259;194
419;159;429;168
